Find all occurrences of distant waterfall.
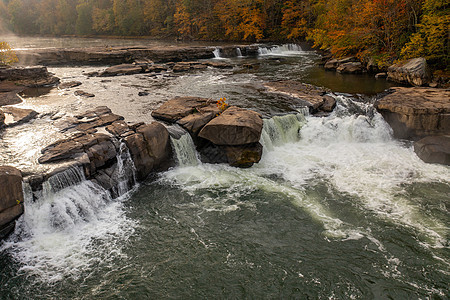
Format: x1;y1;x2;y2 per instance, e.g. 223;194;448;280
170;133;200;167
258;44;305;56
213;48;222;59
236;47;243;57
260;113;307;151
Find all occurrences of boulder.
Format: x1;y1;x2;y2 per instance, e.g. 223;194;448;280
336;62;364;74
124;122;171;180
414;136;450;165
0;166;24;239
224;143;263;168
375;87;450;139
324;57;359;70
1;107;38;127
321;95;337;112
198;106;263;145
152;97;212;123
99;64;144;77
375;72;388;79
387;58;431;86
59;81;82;89
264;81;332;113
74;90;95;97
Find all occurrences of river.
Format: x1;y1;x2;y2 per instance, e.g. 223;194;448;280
0;37;448;299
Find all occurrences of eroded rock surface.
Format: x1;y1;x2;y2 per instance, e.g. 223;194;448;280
375;87;450;139
0;107;38;127
387;58;431;86
152;96;214;123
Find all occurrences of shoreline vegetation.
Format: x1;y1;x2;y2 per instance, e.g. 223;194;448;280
0;0;448;74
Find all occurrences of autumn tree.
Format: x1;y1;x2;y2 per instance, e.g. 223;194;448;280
0;41;18;65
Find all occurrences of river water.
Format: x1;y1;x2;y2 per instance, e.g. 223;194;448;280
0;37;448;299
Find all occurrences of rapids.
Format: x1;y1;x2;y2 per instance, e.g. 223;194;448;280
0;38;448;299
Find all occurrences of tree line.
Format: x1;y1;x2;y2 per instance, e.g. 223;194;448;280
0;0;448;68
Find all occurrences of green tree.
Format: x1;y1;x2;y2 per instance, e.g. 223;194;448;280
0;41;18;65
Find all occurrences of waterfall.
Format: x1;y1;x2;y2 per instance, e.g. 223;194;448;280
213;48;222;59
260;113;307;151
111;142;137;198
170;133;200;167
236;47;243;57
258;44;305;57
42;167;86;198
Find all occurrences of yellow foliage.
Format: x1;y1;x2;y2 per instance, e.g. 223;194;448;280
0;42;18;66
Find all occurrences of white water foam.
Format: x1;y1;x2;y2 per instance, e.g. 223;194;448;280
1;165;137;282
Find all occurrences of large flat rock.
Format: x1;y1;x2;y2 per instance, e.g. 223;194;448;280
376;87;450;139
152;97;213;123
198;106;263;145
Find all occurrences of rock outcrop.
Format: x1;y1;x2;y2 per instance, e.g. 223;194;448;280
153;97;264;167
0;66;59;87
0;166;24;239
387;58;431;86
414;136;450;165
375;87;450;140
324;57;364;74
264;81;336;114
99;64;145;77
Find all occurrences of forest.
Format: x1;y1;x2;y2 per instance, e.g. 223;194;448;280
0;0;448;68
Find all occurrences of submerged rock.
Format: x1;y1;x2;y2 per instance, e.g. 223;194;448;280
58;81;82;89
414;136;450;165
375;87;450;140
387;58;431;86
264;81;334;114
99;64;145;77
0;166;24;240
74;90;95;98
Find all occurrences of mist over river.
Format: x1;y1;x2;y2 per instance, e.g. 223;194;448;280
0;37;448;299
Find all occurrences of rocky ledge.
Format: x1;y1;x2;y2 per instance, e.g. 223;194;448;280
152;97;264;167
264;81;336;114
0;66;59;106
0;166;24;239
376;87;450;165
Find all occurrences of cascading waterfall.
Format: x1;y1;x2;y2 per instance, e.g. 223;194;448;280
111;142;137;198
260;113;307;151
42;167;85;197
258;44;305;56
236;47;243;57
170;133;200;167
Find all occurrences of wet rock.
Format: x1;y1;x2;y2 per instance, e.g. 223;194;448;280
320;95;337;112
74;90;95;97
59;81;82;89
146;64;169;73
387;57;431;86
198;106;263;145
106;120;133;137
205;61;233;69
172;63;191;72
375;72;388;79
1;107;38;127
99;64;145;77
124;122;171;180
414;136;450;165
324;59;339;70
152;96;212;123
264;81;331;113
224;143;263;168
324;57;359;71
336;62;364;74
0;166;24;240
138;91;149;96
375;87;450;139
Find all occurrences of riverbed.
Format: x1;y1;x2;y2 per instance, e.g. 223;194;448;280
0;37;448;299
